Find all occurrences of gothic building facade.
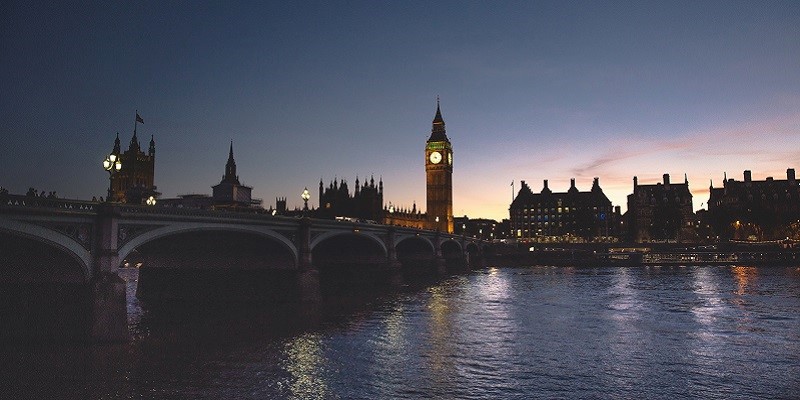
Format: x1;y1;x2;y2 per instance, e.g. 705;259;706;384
510;178;616;241
626;174;694;242
707;169;800;240
108;127;157;204
316;176;384;221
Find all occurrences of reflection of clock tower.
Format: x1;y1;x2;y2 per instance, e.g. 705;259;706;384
425;100;454;233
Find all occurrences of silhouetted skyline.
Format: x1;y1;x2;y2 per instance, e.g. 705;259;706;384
2;1;798;220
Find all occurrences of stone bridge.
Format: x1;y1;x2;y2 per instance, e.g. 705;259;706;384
0;194;487;342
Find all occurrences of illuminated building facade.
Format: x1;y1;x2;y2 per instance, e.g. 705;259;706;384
626;174;694;242
384;202;427;229
510;178;616;241
707;169;800;240
425;101;454;233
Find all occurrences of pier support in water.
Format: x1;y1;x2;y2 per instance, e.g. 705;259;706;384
90;271;129;342
297;217;321;302
90;204;129;343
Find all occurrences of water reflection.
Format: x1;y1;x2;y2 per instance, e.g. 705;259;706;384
426;284;456;387
6;266;800;399
731;266;758;296
282;333;329;400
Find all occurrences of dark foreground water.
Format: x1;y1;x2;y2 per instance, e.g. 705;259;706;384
3;265;800;399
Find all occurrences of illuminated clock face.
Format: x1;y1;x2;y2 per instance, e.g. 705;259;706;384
429;151;442;164
448;152;452;165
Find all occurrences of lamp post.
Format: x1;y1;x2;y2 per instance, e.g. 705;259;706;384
146;195;157;206
301;187;310;215
102;154;122;202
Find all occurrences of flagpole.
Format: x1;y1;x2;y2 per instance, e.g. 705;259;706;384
134;109;138;135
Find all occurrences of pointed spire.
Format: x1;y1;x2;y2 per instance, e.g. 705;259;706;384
148;135;155;156
684;173;688;184
433;96;443;123
112;132;121;154
221;140;239;185
129;129;140;152
428;97;449;142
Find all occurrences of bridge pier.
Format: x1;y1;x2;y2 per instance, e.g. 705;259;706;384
385;228;404;286
90;204;129;343
89;271;128;343
297;217;321;302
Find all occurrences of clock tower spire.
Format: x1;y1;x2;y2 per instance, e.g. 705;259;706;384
425;98;454;233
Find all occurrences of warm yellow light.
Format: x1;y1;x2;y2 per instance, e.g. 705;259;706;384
115;161;122;171
109;154;117;162
103;159;111;170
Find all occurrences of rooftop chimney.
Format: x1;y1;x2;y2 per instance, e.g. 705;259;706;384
663;173;670;185
744;170;752;182
788;168;796;184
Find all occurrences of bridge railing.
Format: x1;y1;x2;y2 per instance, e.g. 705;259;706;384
1;194;97;213
1;193;482;243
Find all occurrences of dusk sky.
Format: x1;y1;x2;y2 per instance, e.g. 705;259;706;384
2;1;798;221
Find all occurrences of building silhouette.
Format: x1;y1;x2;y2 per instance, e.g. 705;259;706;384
108;128;158;204
316;176;384;221
160;141;261;210
707;169;800;240
510;178;616;242
425;100;454;233
212;141;256;209
626;174;694;242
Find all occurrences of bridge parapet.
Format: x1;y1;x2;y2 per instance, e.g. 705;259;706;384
1;194;97;214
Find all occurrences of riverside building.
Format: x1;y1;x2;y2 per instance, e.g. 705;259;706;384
509;178;617;242
707;169;800;240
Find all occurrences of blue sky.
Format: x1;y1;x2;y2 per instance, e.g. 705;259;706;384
2;1;798;220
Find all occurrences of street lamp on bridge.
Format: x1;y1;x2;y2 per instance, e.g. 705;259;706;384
301;187;310;214
102;153;121;202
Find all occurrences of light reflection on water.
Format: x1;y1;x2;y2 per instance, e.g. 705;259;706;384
283;333;328;400
4;265;800;399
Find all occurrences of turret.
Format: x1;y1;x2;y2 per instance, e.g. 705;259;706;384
149;135;155;157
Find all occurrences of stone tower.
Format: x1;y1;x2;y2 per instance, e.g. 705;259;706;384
425;99;454;233
109;114;157;203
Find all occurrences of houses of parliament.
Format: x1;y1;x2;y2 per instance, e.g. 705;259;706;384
109;103;456;233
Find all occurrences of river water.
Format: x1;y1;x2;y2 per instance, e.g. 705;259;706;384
4;265;800;399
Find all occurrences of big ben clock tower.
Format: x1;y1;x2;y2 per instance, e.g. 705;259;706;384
425;100;454;233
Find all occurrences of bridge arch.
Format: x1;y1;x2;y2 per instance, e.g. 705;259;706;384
441;238;463;255
395;234;436;254
118;222;299;268
310;231;388;256
0;219;91;280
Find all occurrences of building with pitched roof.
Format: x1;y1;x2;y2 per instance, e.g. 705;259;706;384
510;178;617;242
625;173;694;242
707;169;800;240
